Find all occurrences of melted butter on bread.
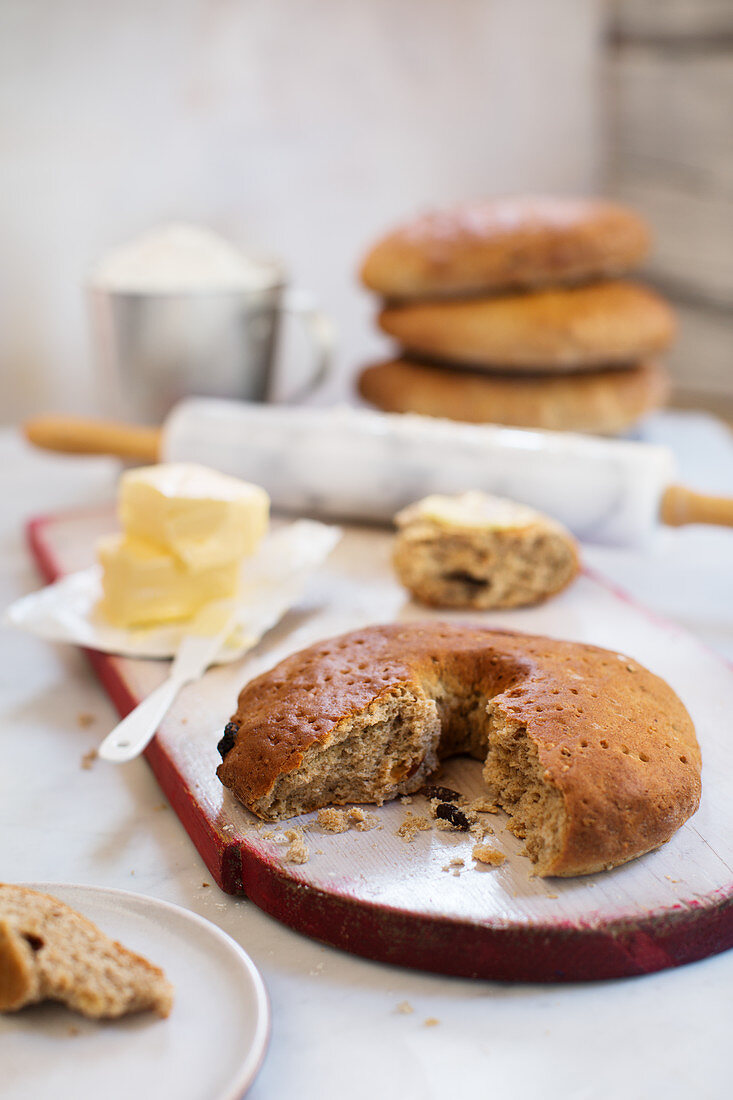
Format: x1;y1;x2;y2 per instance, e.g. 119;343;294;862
396;491;554;532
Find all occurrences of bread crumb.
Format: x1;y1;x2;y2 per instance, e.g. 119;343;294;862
395;1001;414;1015
317;808;350;833
153;803;169;812
461;796;499;814
424;1017;440;1027
397;812;432;842
546;892;559;899
472;842;505;866
347;807;379;831
201;882;210;888
315;806;380;833
284;828;309;863
80;748;97;770
448;857;464;867
77;712;95;729
399;796;413;805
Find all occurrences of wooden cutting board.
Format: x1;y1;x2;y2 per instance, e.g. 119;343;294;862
27;508;733;982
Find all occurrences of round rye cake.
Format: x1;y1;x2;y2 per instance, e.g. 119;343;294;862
216;623;701;878
357;357;669;435
359;196;651;299
377;281;676;372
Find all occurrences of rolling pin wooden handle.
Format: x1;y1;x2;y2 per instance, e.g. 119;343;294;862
661;485;733;529
23;415;161;463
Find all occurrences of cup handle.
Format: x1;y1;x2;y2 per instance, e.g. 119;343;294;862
276;287;335;402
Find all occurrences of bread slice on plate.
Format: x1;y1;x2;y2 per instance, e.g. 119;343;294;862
0;884;173;1019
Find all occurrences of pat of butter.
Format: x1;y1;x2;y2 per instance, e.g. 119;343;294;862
97;534;240;628
120;463;269;571
396;491;542;532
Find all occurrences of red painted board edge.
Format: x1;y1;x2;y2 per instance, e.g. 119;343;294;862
27;515;233;893
25;514;733;983
233;846;733;981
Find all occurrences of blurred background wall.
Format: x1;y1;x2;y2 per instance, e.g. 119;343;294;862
0;0;603;421
607;0;733;409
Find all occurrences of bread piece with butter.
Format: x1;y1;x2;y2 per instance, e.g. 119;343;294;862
120;463;269;571
0;884;172;1019
393;492;579;609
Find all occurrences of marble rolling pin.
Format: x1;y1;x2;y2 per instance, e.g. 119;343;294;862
25;399;733;546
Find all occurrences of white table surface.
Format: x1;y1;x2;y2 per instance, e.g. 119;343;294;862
1;411;732;1100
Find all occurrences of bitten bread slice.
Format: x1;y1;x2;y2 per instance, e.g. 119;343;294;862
0;885;173;1018
393;492;579;609
217;623;701;877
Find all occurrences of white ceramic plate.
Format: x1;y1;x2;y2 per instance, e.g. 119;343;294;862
1;883;270;1100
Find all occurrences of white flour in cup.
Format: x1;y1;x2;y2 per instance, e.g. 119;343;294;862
92;223;279;293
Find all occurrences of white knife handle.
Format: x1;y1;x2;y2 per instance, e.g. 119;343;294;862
98;675;183;763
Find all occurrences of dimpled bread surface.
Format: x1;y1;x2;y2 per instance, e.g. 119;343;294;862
217;623;700;877
360;197;651;299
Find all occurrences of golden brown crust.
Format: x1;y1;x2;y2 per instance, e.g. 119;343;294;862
358;358;669;434
377;281;676;370
360;197;651;299
217;623;700;876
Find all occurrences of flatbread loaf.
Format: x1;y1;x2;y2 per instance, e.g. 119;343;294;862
217;623;700;877
360;197;651;299
358;357;669;434
377;281;676;371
